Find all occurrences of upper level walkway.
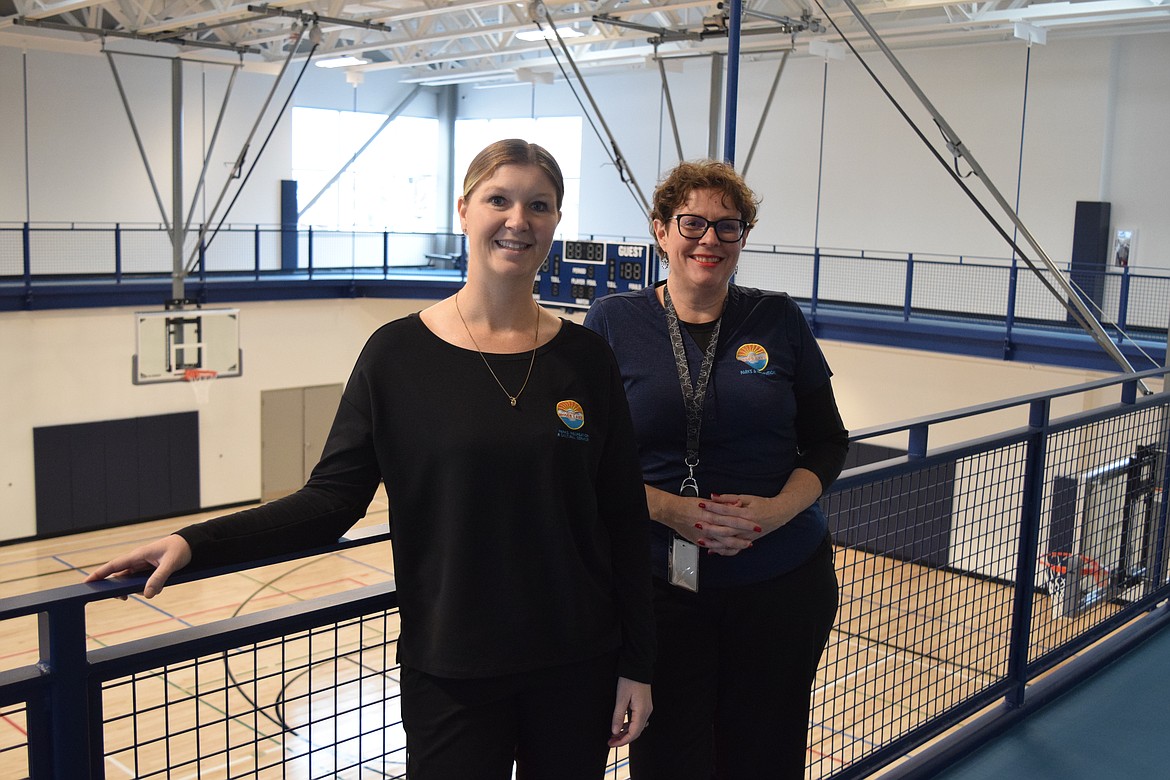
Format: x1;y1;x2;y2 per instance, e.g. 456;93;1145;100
3;222;1167;373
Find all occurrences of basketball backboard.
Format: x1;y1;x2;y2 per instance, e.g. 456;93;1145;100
133;307;243;384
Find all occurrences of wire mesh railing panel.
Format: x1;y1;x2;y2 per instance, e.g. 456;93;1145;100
119;228;176;275
0;228;23;277
0;702;29;778
101;610;404;780
819;255;905;309
813;448;1025;777
1125;274;1170;332
199;229;268;274
737;249;815;298
910;263;1009;320
386;232;447;269
310;232;384;270
1012;267;1079;326
1030;406;1168;665
29;228;115;275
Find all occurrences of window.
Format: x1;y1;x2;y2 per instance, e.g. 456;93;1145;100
292;108;439;231
454;117;583;239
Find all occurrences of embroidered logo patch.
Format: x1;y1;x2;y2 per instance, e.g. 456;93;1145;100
556;400;585;430
735;343;769;372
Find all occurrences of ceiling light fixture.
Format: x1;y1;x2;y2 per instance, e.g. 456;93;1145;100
315;55;369;68
515;27;584;42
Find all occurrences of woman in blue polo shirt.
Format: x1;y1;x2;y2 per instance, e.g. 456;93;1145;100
585;160;849;780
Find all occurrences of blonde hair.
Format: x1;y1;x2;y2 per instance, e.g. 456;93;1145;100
462;139;565;212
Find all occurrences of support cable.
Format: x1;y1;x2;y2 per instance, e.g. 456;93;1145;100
298;85;425;220
533;4;650;218
741;47;790;178
106;51;172;234
184;59;242;236
813;55;829;249
811;0;1153;384
654;42;685;164
186;26;314;272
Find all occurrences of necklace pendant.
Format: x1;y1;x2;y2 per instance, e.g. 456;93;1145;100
509;397;517;407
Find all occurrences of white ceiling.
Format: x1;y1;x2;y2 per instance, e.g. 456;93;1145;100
2;0;1168;86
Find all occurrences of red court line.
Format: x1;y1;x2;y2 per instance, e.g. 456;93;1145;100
1;713;28;737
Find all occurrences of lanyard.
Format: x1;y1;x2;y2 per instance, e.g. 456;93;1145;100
662;284;722;496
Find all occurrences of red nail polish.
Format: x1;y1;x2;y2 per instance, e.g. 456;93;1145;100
695;523;703;530
711;493;721;498
753;526;762;533
698;502;706;509
697;539;706;546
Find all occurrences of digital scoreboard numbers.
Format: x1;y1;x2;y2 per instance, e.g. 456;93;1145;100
534;240;653;310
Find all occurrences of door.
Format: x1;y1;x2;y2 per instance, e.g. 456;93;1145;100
261;384;343;502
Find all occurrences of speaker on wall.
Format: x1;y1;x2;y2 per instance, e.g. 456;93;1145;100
1068;200;1111;320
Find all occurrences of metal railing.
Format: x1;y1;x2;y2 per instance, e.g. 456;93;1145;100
3;223;1167;344
2;367;1168;779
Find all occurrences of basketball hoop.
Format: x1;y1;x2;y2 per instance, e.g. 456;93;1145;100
183;368;218;405
1039;551;1110;618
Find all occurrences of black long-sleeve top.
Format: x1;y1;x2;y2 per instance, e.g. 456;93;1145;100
177;314;655;682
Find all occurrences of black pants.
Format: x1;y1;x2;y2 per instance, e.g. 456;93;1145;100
400;653;618;780
629;536;838;780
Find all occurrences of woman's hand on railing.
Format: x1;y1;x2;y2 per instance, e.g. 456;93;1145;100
85;534;192;599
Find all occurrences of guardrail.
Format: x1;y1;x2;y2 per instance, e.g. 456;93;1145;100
1;224;1165;333
2;367;1167;778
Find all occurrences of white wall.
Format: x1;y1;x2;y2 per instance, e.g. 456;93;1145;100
0;47;435;227
3;31;1166;262
0;298;421;542
3;296;1153;543
456;31;1170;268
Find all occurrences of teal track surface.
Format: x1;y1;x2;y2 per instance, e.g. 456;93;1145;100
934;623;1170;779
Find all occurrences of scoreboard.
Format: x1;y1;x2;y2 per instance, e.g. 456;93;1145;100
533;239;655;309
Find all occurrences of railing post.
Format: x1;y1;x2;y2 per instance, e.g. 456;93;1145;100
1116;265;1131;335
34;601;103;778
903;252;914;321
253;224;261;281
23;222;32;298
383;230;390;278
114;223;123;283
252;224;261;280
1004;257;1018;360
907;424;928;459
903;253;912;320
198;234;207;283
307;225;314;278
1004;397;1049;708
810;246;821;316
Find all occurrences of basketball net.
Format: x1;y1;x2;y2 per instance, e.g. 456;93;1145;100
183;368;218;405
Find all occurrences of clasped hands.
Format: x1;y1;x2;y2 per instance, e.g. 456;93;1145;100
678;493;785;557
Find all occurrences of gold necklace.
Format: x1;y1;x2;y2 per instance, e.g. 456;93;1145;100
454;292;539;407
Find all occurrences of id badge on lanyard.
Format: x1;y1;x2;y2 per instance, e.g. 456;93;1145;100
663;285;721;593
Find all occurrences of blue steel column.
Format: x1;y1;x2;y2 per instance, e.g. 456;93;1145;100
722;0;742;164
1005;398;1049;707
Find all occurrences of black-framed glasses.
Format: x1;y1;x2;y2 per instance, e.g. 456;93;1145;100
673;214;749;242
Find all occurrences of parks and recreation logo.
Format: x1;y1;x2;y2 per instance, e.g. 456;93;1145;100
556;399;589;441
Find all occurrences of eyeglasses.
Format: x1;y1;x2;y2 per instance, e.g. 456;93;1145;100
673;214;749;242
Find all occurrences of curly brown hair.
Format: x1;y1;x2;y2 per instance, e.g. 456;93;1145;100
650;160;759;261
